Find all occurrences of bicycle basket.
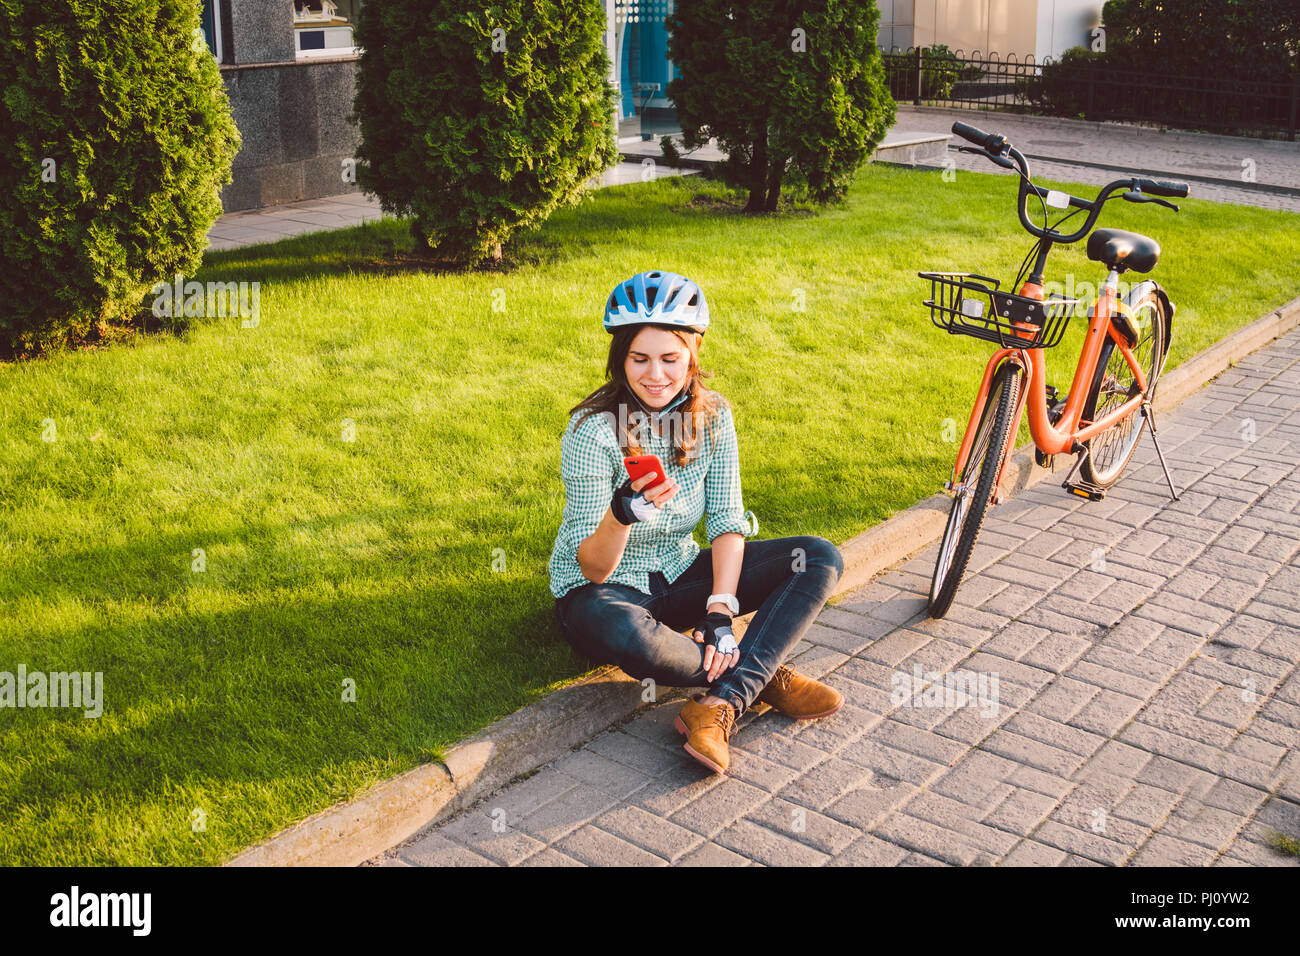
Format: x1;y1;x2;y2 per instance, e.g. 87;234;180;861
919;272;1077;350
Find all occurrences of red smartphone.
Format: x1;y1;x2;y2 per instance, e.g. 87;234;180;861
624;454;667;491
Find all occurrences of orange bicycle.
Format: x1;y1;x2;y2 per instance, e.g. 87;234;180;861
924;121;1189;619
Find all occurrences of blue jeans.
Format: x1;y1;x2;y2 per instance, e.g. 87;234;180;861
553;535;843;716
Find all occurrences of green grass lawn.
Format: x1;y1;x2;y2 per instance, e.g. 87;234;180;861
2;161;1298;865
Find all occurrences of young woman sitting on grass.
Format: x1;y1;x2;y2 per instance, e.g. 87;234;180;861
548;270;845;775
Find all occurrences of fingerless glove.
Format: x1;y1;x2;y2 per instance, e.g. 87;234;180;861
610;477;659;525
694;611;738;656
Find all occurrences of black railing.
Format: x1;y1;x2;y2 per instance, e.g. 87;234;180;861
881;47;1300;141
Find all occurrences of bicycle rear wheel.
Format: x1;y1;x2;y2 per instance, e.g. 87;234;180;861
929;361;1022;618
1080;285;1170;488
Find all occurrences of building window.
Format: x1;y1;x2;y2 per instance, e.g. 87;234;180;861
293;0;360;59
200;0;223;61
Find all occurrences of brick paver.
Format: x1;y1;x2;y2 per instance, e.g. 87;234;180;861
375;325;1300;867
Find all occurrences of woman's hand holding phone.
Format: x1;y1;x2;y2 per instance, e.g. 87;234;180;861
631;471;678;507
625;455;676;508
610;455;678;525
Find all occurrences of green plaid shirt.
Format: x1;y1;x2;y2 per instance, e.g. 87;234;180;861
549;399;757;600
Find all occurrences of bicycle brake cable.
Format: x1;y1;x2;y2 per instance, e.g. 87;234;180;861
1006;156;1050;239
1013;240;1037;290
1047;203;1088;239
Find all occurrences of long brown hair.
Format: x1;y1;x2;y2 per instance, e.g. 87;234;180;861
569;324;726;466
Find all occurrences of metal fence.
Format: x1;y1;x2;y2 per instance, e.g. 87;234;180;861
881;48;1300;141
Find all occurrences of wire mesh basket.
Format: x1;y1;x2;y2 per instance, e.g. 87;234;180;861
920;272;1078;350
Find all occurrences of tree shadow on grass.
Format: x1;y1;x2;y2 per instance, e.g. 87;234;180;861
197;220;570;287
2;503;569;658
193;176;822;290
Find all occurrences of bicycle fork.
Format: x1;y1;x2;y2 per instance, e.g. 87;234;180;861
947;349;1033;506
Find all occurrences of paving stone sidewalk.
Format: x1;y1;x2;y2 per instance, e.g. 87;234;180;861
373;324;1300;868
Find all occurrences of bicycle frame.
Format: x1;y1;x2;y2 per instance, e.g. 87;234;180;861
947;271;1149;501
940;122;1186;505
926;121;1187;619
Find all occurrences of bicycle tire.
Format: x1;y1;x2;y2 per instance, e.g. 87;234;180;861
1080;285;1170;488
929;361;1022;618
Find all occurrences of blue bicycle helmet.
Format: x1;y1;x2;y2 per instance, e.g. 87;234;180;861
604;271;709;334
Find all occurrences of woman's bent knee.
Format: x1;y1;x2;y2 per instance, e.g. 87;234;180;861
562;589;653;660
799;535;843;578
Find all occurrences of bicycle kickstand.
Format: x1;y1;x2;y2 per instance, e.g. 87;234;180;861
1141;398;1180;501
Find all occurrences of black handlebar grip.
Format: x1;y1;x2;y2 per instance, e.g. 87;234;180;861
952;121;996;149
1136;178;1190;198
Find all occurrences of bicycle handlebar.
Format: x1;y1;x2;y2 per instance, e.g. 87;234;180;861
1134;178;1190;198
949;122;1190;244
951;120;1005;152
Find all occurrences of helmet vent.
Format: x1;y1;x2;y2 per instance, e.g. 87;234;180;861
646;286;658;308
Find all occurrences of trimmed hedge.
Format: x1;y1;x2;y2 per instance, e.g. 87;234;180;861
1024;0;1299;133
0;1;240;355
1098;0;1297;82
353;0;619;265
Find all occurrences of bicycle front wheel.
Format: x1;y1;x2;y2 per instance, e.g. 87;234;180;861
929;361;1022;618
1080;284;1170;488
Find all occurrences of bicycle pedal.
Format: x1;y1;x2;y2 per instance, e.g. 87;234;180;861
1063;481;1105;501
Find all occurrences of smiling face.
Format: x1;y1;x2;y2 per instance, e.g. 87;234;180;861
624;325;695;410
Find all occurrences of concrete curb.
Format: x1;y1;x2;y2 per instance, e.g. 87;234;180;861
227;292;1300;867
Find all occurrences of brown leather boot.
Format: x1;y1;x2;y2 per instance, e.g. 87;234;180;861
673;695;737;775
756;664;843;719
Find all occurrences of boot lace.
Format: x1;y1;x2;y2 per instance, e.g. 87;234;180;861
713;702;736;737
